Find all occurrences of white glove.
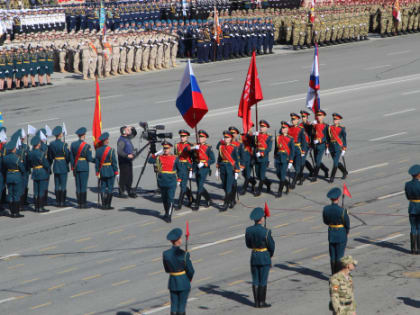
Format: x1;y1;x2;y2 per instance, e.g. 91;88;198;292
341;150;346;157
288;163;293;170
325;148;330;156
177;181;180;187
116;175;120;182
312;120;317;125
234;172;239;180
256;152;261;158
189;170;193;179
198;162;204;168
253;131;259;136
192;145;200;150
155;149;163;156
215;169;219;178
313;139;319;144
301;153;305;157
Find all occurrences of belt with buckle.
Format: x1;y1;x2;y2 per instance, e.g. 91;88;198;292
329;224;344;228
252;248;267;252
170;271;186;276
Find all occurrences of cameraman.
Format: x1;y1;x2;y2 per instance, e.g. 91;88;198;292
117;126;137;198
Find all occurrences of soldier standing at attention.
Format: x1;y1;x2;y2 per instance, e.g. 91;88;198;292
29;136;49;213
48;126;70;207
174;130;194;210
163;228;194;315
274;121;294;198
323;187;350;274
253;120;272;197
329;255;357;315
405;164;420;254
148;141;180;223
70;127;94;209
95;132;119;210
246;207;275;308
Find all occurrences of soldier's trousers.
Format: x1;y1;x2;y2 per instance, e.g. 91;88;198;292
100;176;115;194
160;184;176;210
119;162;133;193
33;179;48;199
330;144;342;168
220;162;234;194
314;143;326;167
170;289;190;313
177;163;190;192
111;47;120;73
134;47;143;71
141;48;150;71
54;173;68;191
171;43;177;66
255;160;268;181
409;214;420;234
292;148;303;175
195;168;209;194
7;182;21;203
329;241;347;264
241;158;253;179
275;161;288;181
251;265;270;286
75;171;89;194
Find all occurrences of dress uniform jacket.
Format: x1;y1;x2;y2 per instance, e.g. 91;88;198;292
323;204;350;243
245;223;275;266
70;140;94;173
163;245;194;291
95;145;118;178
405;178;420;215
48;139;70;174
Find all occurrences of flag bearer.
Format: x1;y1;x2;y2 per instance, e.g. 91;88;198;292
174;130;194;210
311;109;330;182
253;120;272;197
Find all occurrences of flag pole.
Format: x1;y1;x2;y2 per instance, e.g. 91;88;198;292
341;195;345;208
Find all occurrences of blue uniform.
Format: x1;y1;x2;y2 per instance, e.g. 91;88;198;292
323;203;350;273
95;145;118;209
3;152;24;203
254;132;272;195
328;124;348;182
405;178;420;235
16;142;30;207
48;139;70;205
163;246;195;314
288;124;308;187
192;143;215;210
28;148;50;212
274;134;294;197
311;122;330;181
71;140;94;208
239;133;255;195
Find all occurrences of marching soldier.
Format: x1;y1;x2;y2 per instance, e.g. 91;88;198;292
70;127;94;209
328;113;348;183
288;113;308;188
95;132;119;210
17;129;29;209
48;126;70;207
405;164;420;254
191;130;215;211
3;136;24;218
163;228;195;315
253;120;272;197
28;136;49;213
323;187;350;274
245;207;275;308
311;109;330;182
216;130;240;211
299;110;315;179
329;255;357;315
274;121;294;198
148;141;179;223
174;130;194;210
239;129;256;195
228;126;241;201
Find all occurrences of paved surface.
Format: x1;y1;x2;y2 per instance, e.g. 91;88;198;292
1;34;420;315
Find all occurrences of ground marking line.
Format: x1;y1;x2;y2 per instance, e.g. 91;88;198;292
377;191;404;200
387;50;411;56
384;108;416;116
142;298;197;314
348;162;388;174
40;206;73;215
204;78;232;84
18;117;59;125
353;233;404;250
70;290;95;298
401;90;420;96
190;234;244;251
365;64;391;70
269;79;299;86
154;99;175;104
369;132;407;141
0;253;20;260
0;297;16;304
30;302;52;310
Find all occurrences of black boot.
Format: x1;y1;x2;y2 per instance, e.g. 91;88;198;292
192;194;201;211
264;178;271;193
76;192;81;208
55;190;61;207
176;191;185;210
329;167;338;183
101;193;107;209
284;180;290;195
62;190;67;207
305;160;314;177
416;235;420;255
320;163;329;178
330;261;336;275
14;202;24;218
259;286;271;308
82;192;89;209
39;196;49;213
107;194;114;210
311;166;320;182
410;233;415;254
229;189;236;209
252;285;259;308
118;187;128;198
221;193;229;211
290;173;298;189
202;189;211;208
186;188;194;207
34;197;39;212
338;162;348;179
276;181;284;198
254;180;263;197
297;171;304;186
167;203;174;223
9;202;15;218
128;188;137;198
23;188;29;205
240;178;249;195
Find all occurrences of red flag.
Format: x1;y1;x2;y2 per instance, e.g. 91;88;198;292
264;202;270;218
92;78;102;148
238;51;263;134
343;183;352;198
213;6;222;45
186;220;190;240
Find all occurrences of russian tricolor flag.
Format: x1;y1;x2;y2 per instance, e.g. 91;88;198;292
306;45;321;113
176;60;208;129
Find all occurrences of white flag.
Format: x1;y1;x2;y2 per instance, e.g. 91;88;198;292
21;128;26;139
0;130;7;143
62;122;67;136
40;131;47;142
16;137;22;149
45;125;52;137
28;124;37;136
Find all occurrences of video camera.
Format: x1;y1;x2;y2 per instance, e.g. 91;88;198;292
139;122;173;153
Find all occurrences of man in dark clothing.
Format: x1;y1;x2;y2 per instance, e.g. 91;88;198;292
117;126;137;198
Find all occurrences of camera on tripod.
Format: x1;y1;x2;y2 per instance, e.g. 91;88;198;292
139;122;173;153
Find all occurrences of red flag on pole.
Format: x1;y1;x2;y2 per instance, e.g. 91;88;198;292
186;220;190;240
343;183;352;198
214;6;222;45
238;51;263;134
264;202;270;218
92;78;102;149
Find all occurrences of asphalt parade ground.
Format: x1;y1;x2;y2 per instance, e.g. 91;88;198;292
1;34;420;315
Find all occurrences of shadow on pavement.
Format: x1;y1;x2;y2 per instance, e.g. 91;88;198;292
275;262;329;281
397;297;420;308
198;284;254;307
353;237;410;254
116;312;133;315
119;206;163;220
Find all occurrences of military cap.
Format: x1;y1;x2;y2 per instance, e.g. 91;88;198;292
290;112;300;119
99;132;110;142
162;141;173;148
332;113;343;119
31;136;41;147
409;164;420;176
5;138;17;152
316;109;327;116
198;130;209;138
259;120;270;128
250;207;265;221
223;130;233;138
228;126;240;134
300;110;310;117
340;255;358;266
11;130;22;142
0;127;6;133
167;228;182;241
52;126;63;136
327;187;342;199
281;121;291;128
75;127;87;136
178;129;190;136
